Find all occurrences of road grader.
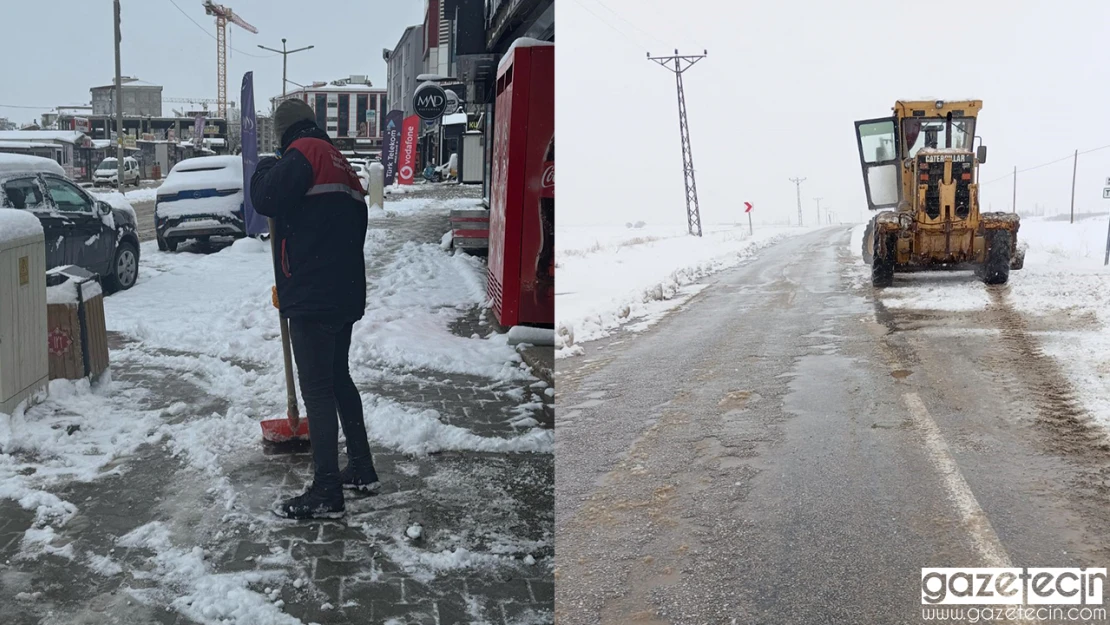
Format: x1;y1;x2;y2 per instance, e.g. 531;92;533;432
854;99;1024;287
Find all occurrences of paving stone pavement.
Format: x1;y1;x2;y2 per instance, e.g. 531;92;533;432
0;184;553;625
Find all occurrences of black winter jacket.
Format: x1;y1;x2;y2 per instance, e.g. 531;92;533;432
251;122;368;321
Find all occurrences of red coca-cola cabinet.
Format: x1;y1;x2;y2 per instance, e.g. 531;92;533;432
488;41;554;328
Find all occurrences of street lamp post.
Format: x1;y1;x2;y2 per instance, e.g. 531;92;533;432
258;38;315;100
113;0;124;191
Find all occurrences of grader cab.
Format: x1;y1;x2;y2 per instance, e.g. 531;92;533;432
854;100;1023;287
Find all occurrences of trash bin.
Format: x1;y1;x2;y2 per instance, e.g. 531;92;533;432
45;266;109;381
152;164;161;180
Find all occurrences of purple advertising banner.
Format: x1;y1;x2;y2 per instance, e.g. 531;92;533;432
240;72;268;236
382;109;404;185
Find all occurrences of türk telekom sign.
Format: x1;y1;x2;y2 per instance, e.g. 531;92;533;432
398;115;419;185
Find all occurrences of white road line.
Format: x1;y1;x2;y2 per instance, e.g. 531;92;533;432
903;391;1013;568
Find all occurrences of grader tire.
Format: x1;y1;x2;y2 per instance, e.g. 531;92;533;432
861;216;876;265
872;233;896;288
982;230;1011;285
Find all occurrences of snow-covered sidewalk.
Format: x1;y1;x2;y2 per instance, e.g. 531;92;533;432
556;222;813;358
0;186;553;625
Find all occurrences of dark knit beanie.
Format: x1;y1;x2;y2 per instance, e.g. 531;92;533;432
274;98;316;143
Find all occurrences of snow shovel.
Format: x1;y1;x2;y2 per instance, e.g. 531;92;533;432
260;217;310;445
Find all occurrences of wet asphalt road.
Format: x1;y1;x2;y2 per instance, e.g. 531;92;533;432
554;227;1110;624
130;199;155;242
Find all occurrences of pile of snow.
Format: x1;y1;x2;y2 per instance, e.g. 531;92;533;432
0;208;44;243
115;522;296;624
0;377;165;546
556;223;808;357
92;186;158;204
102;194;548;465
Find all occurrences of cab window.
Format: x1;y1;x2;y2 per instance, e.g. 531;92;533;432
43;176;93;212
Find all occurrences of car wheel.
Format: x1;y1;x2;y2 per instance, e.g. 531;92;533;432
156;234;168;251
107;241;139;292
165;237;179;252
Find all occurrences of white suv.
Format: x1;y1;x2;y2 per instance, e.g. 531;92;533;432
93;156;140;187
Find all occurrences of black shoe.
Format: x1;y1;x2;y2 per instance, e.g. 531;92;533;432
340;460;380;493
274;481;345;519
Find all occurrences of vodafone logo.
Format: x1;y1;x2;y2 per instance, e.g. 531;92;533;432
399;166;413;179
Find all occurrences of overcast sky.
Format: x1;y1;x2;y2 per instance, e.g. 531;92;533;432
559;0;1110;227
0;0;423;119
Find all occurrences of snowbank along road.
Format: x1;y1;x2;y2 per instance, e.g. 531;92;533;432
555;224;1110;624
0;185;553;625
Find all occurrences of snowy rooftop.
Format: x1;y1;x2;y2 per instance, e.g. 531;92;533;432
0;141;58;149
0;130;86;144
0;152;65;177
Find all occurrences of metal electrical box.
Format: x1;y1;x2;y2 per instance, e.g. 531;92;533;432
461;132;484;184
487;41;554;327
0;211;48;414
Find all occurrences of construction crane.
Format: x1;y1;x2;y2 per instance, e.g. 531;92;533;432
202;1;257;119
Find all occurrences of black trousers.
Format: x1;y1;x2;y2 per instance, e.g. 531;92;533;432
287;317;372;485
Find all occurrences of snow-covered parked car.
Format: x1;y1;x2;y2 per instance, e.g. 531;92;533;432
93;156;140;187
0;153;140;291
155;155;246;252
348;161;370;192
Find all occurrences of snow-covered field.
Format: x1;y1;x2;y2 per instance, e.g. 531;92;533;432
855;213;1110;432
556;222;810;358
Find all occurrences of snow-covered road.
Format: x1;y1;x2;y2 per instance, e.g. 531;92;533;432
555;220;1110;623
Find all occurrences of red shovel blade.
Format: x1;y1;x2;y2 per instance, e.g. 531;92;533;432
261;416;310;443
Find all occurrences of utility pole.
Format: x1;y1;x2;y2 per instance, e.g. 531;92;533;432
1012;165;1017;214
259;38;314;100
813;197;822;226
790;177;806;226
648;49;707;237
113;0;124;192
1070;149;1078;224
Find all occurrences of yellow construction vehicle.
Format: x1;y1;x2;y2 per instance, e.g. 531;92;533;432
854;100;1023;287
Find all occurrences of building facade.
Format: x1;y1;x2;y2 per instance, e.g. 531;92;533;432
424;0;455;79
271;77;387;155
383;24;425;118
257;115;276;154
90;77;163;117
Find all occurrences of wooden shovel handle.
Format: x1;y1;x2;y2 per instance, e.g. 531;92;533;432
267;217;300;429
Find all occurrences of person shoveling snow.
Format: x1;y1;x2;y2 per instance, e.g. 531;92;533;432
251;98;380;520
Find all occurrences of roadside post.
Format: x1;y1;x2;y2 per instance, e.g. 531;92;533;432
1103;184;1110;265
368;162;384;209
744;201;753;235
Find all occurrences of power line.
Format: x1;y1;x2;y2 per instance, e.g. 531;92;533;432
592;0;666;47
981;143;1110;185
569;0;653;51
166;0;272;58
0;103;55;110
